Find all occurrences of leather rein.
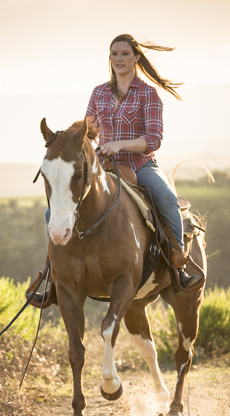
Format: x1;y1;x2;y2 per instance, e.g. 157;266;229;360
33;137;121;240
74;150;121;239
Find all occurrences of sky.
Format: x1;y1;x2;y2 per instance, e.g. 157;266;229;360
0;0;230;171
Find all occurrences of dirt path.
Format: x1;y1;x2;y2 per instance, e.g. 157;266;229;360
1;327;230;416
5;362;228;416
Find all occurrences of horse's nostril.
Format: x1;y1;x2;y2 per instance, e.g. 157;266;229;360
64;228;72;240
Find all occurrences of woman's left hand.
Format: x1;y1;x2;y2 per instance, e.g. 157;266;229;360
100;141;121;156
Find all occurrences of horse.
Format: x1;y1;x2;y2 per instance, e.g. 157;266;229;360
38;117;206;416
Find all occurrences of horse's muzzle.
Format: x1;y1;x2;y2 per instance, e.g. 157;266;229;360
49;227;72;246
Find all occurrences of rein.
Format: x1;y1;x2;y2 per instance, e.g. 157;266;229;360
74;151;121;239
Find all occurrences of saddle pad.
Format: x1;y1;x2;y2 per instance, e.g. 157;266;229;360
108;172;155;233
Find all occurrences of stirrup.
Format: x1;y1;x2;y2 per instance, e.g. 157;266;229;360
25;270;57;309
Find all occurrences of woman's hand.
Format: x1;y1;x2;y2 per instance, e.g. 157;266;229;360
100;137;147;156
100;141;121;156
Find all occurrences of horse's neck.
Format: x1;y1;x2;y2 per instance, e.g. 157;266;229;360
79;156;116;223
92;161;116;203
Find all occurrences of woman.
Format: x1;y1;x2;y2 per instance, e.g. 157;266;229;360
86;33;201;288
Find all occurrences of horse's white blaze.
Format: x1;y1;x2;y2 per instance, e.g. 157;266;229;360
125;327;170;406
130;223;140;249
98;167;110;194
41;157;77;245
135;272;158;299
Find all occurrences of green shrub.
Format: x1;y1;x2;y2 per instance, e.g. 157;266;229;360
0;277;41;341
196;287;230;353
1;278;230;369
0;277;69;383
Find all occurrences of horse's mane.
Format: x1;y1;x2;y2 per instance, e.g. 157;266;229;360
67;119;98;142
67;121;83;132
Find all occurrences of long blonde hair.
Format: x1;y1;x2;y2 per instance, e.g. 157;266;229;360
109;34;182;100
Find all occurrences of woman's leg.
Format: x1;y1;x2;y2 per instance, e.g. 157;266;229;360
136;160;201;288
136;160;184;249
45;207;50;236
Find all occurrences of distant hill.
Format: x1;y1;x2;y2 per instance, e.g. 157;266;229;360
0;159;229;198
0;163;44;197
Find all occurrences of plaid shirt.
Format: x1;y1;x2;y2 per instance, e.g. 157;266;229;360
86;75;163;171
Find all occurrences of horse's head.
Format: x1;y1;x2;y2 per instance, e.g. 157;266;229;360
40;118;95;246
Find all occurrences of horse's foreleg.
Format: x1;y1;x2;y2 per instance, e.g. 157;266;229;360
57;283;86;416
124;301;170;415
167;296;201;416
100;272;136;401
100;316;123;401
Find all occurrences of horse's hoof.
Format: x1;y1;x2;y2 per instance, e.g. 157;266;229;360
166;410;183;416
100;383;123;401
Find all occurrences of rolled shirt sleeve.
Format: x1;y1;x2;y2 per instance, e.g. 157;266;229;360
141;89;163;156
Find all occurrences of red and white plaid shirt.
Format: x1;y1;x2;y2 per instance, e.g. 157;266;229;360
86;75;163;171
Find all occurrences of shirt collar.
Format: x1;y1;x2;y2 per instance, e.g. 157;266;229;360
107;75;140;93
129;75;140;89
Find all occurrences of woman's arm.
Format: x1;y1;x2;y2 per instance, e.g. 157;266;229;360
141;88;163;154
101;87;163;157
100;137;147;156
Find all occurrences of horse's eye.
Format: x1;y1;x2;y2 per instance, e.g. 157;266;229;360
73;172;82;182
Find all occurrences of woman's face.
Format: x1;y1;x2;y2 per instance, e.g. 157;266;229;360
110;41;139;77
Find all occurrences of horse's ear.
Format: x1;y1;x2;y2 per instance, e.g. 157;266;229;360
76;118;88;146
40;118;54;142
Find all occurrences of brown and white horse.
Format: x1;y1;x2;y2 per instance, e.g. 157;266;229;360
39;118;206;416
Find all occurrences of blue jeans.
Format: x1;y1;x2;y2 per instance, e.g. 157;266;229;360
45;207;50;237
136;160;184;250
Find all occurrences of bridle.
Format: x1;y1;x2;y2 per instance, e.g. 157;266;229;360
33;135;121;240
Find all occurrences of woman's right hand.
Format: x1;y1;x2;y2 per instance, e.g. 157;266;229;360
100;141;122;156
